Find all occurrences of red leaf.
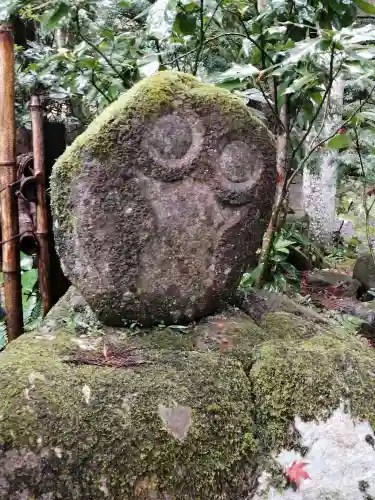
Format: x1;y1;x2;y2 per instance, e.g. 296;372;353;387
338;127;346;135
285;460;311;488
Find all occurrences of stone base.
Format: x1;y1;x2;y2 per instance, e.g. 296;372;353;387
1;289;375;499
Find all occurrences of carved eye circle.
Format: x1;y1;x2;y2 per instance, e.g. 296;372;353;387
146;115;193;159
220;140;258;183
216;139;264;205
141;112;204;180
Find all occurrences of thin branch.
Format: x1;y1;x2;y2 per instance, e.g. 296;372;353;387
204;0;227;35
234;12;274;65
256;81;287;133
291;43;336;160
169;32;273;68
154;39;164;67
174;50;181;71
91;72;113;104
310;88;331;147
355;127;375;263
193;0;205;76
285;83;375;191
75;10;127;86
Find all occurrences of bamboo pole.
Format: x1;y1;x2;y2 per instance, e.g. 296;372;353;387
0;23;23;341
30;95;52;316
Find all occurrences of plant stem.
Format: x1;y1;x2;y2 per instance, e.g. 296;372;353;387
75;10;128;87
355;127;375;264
257;96;290;285
291;43;336;160
169;32;273;68
91;72;113;104
193;0;205;76
204;0;226;35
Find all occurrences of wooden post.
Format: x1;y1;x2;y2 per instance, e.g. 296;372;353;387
30;95;52;316
0;23;23;341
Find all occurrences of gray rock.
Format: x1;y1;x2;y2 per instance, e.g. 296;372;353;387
353;253;375;290
51;71;276;327
306;270;352;287
331;278;361;298
237;288;327;324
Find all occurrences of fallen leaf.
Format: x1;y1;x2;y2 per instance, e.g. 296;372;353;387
285;460;311;488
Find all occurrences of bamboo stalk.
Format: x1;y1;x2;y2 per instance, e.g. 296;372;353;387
30;95;52;316
0;23;23;341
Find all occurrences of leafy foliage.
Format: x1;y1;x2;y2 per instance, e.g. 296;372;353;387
241;220;323;292
0;253;42;351
3;0;375;300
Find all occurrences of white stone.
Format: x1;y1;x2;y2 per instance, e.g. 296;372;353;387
255;406;375;499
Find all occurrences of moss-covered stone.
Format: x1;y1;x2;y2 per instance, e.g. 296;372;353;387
1;289;375;499
49;70;276;328
50;70;272;234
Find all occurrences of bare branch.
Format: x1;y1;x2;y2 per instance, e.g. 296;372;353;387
193;0;205;76
75;9;128;87
291;42;337;160
285;82;375;191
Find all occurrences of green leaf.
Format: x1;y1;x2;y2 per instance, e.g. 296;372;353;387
274;238;294;249
20;254;33;272
21;269;38;293
42;3;70;31
240;264;264;288
0;321;6;351
208;63;259;84
173;12;196;35
284;75;316;94
337;213;357;223
216;80;245;91
355;0;375;15
327;134;351;149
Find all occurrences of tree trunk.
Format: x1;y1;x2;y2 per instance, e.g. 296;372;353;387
257;99;290;284
303;77;344;246
0;24;23;341
31;96;52;317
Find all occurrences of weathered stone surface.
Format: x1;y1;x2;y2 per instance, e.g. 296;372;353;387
353;253;375;290
237;288;327;324
306;270;352;287
1;288;375;499
255;407;375;499
50;71;276;326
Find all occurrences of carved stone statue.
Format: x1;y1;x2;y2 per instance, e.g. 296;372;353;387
51;71;276;326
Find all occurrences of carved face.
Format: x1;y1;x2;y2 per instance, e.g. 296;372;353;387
54;73;276;326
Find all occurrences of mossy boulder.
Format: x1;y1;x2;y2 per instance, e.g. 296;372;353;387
353;253;375;290
50;70;276;327
1;289;375;499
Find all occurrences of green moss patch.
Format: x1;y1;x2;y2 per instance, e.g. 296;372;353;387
1;290;375;498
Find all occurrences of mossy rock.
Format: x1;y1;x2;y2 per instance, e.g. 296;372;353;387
1;289;375;499
50;70;276;327
353;253;375;290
